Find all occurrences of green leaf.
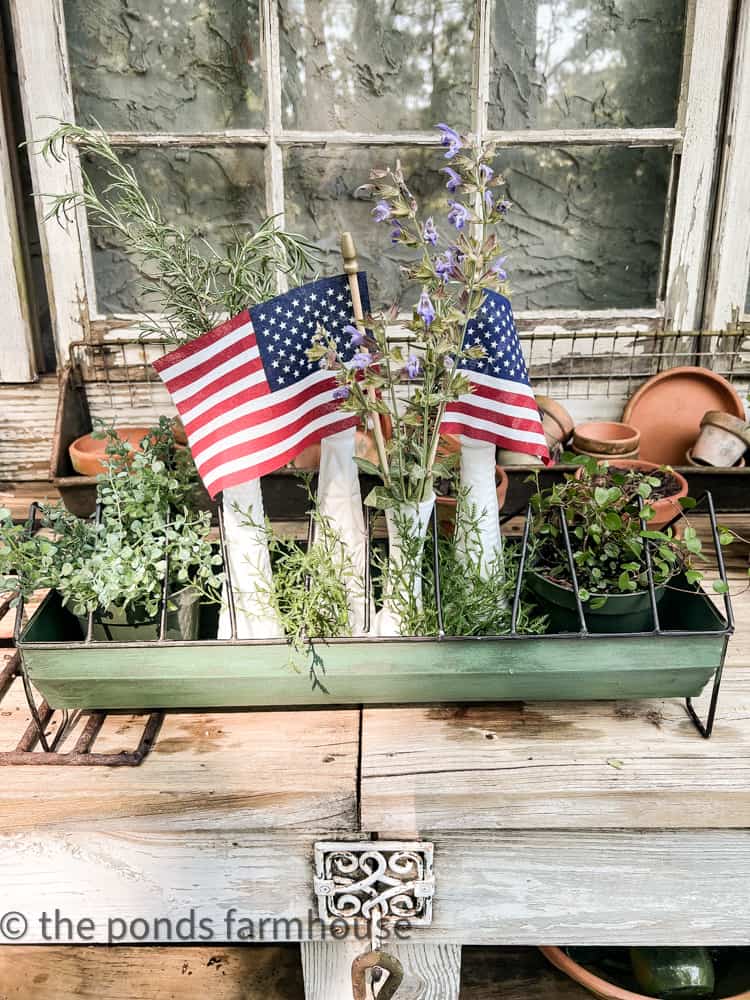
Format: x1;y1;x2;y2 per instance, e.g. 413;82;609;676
578;588;591;603
685;570;702;585
353;457;382;477
363;486;397;510
603;511;622;531
712;580;730;594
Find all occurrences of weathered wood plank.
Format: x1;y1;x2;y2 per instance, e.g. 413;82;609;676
302;941;461;1000
0;18;35;383
0;829;748;944
0;699;359;833
9;0;91;360
0;376;59;481
0;945;304;999
665;0;735;330
0;945;588;999
360;676;750;834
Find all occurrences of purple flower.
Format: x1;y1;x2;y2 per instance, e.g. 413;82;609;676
417;290;435;327
448;200;470;230
436;123;462;159
422;216;438;246
435;249;455;282
441;166;462;192
479;163;494;182
390;220;402;244
351;351;372;370
498;199;511;215
405;354;421;379
484;189;494;211
344;323;365;347
444;355;455;370
333;386;350;401
372;199;392;222
491;255;508;281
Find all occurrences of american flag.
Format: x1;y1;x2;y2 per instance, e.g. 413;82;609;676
441;289;550;463
153;274;369;497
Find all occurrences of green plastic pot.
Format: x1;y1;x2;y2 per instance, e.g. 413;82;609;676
527;570;666;634
75;586;201;642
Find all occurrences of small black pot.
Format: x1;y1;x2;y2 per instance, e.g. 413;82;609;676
527;570;666;634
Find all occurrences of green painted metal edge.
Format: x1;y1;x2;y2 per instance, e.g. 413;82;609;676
18;588;729;710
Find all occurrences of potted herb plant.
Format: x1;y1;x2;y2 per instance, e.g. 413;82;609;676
527;459;717;634
0;420;222;641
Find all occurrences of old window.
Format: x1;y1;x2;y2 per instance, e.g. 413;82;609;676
5;0;743;391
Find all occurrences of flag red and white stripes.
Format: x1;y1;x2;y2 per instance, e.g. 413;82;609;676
441;289;550;463
153;274;366;497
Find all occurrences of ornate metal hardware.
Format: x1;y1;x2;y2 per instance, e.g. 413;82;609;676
313;841;435;927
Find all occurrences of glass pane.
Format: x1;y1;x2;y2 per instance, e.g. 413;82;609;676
279;0;474;130
85;147;266;313
490;0;686;130
498;146;670;309
64;0;264;131
284;144;670;310
284;145;448;308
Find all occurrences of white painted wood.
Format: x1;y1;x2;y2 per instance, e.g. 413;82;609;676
302;941;461;1000
9;0;91;362
703;0;750;329
665;0;735;330
1;829;749;944
100;127;681;148
0;55;34;382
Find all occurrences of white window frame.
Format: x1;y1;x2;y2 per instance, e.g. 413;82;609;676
8;0;739;371
703;0;750;329
0;18;36;382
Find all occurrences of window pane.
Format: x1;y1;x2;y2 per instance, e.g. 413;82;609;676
64;0;264;131
85;147;266;313
490;0;686;130
498;146;670;309
284;145;448;308
284;144;670;311
279;0;474;130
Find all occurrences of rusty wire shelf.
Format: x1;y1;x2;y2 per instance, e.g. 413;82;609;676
0;594;163;767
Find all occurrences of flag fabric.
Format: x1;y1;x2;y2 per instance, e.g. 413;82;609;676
441;289;550;463
153;274;370;497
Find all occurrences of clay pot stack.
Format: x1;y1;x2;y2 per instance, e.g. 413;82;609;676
571;421;640;461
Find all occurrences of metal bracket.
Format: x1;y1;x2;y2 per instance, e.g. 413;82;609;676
313;841;435;928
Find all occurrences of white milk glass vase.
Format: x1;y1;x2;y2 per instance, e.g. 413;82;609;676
374;494;436;637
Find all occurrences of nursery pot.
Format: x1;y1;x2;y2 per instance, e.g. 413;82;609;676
575;459;689;531
436;465;509;536
536;395;575;450
76;586;201;642
527;571;666;634
540;947;750;1000
691;411;750;468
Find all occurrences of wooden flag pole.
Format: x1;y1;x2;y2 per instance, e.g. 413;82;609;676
340;231;390;484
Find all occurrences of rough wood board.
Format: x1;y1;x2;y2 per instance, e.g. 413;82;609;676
0;945;589;999
0;945;305;999
0;699;359;833
359;675;750;833
0;377;59;481
0;829;748;944
302;940;461;1000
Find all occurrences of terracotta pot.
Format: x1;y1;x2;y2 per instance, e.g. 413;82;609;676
539;947;750;1000
691;411;750;468
69;427;153;478
536;395;575;449
572;443;640;461
623;365;746;466
573;421;640;457
686;446;745;469
575;459;688;530
436;465;509;536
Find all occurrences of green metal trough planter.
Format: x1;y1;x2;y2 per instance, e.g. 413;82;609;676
15;494;734;739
